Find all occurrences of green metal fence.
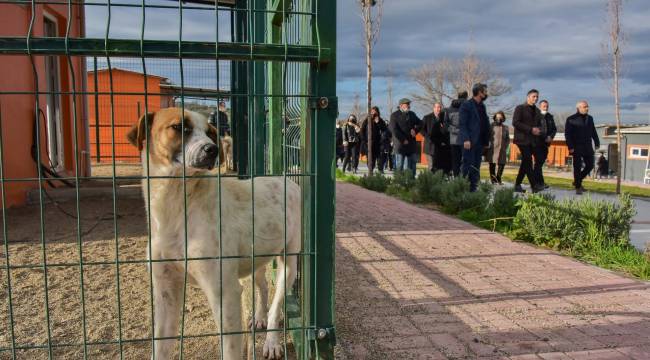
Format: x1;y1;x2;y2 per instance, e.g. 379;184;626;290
0;0;336;358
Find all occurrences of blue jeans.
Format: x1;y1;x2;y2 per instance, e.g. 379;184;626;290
395;153;418;177
462;146;483;192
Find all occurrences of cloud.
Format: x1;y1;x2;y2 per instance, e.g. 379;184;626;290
82;0;650;122
620;103;638;111
336;0;650;122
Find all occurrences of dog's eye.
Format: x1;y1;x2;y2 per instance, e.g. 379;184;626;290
171;124;192;135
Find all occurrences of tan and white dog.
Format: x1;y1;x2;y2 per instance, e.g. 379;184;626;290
127;108;300;360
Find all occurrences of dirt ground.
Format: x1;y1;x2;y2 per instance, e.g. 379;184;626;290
89;163;144;180
0;183;296;359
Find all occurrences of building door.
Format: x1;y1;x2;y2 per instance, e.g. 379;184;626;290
44;16;64;170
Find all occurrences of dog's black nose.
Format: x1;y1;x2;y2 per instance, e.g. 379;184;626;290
202;143;218;157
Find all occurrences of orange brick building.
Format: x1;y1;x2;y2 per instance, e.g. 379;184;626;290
87;68;174;163
0;3;88;207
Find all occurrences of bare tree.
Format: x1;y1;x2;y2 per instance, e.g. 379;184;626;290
359;0;384;174
409;59;455;110
410;48;511;112
386;65;394;114
602;0;625;194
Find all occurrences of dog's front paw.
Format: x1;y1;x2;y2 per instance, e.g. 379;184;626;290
262;340;284;360
248;316;267;330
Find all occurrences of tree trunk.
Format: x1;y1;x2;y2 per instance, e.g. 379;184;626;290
365;5;374;175
614;48;622;194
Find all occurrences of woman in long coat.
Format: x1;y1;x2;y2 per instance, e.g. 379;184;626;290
486;111;510;184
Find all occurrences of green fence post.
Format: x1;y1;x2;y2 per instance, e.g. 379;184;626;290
233;0;249;176
310;0;337;358
252;0;267;176
267;0;290;175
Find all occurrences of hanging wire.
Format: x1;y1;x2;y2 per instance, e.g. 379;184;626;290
0;96;17;360
177;2;191;359
64;1;89;356
213;2;226;359
139;0;157;357
27;1;55;357
104;0;126;357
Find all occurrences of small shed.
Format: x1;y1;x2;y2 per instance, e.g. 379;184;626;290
620;126;650;183
87;68;174;163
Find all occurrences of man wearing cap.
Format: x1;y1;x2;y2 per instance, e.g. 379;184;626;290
389;98;421;177
459;84;491;192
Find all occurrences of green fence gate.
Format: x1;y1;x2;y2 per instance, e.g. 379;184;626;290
0;0;336;358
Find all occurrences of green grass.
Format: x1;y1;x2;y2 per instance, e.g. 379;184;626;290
337;170;650;281
577;245;650;279
335;168;361;185
480;168;650;198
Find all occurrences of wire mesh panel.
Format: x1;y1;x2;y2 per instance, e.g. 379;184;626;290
0;0;336;359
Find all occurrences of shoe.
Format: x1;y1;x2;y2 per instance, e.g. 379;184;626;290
532;185;545;194
544;184;550;189
514;184;526;193
576;187;583;195
498;181;504;186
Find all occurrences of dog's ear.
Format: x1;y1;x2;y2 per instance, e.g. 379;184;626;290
206;124;225;167
126;112;155;151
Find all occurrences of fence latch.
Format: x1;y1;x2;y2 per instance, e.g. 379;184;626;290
310;97;338;117
308;326;336;344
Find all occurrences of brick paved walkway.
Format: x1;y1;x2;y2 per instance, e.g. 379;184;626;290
334;182;650;360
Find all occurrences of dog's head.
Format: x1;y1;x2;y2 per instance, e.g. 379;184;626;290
126;107;223;171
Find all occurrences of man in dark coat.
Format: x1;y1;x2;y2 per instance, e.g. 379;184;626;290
209;101;231;137
378;125;393;173
389;98;421;177
421;102;444;172
513;89;545;193
361;106;388;173
459;84;491;192
536;100;557;188
445;91;468;178
566;100;600;194
433;108;452;175
596;153;609;179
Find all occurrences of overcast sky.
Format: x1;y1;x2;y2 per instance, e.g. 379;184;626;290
337;0;650;124
84;0;650;124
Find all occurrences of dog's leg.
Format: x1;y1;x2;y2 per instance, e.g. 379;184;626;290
249;265;269;330
192;260;243;360
263;255;297;360
151;262;184;360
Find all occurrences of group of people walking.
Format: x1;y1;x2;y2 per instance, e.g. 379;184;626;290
336;107;394;174
336;83;601;195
